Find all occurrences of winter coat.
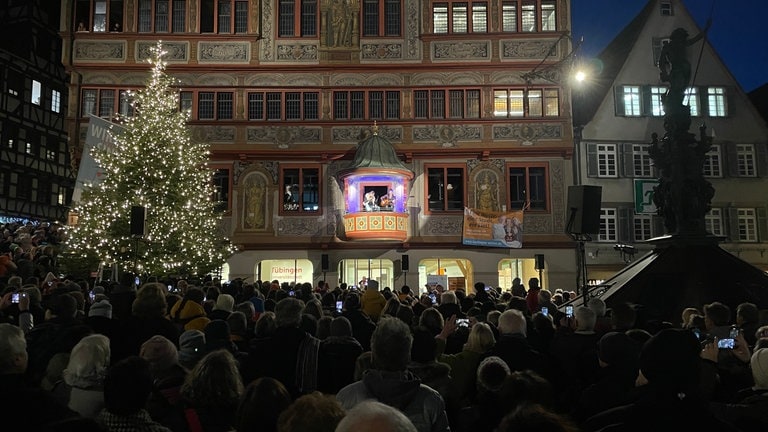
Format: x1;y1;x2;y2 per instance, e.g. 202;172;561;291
336;369;450;432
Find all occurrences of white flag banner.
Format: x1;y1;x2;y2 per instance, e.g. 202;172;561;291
71;114;123;203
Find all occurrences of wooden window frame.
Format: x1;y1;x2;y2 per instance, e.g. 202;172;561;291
210;165;232;214
431;0;488;34
280;164;323;216
332;90;400;121
507;162;550;213
247;91;320;121
362;0;402;37
425;164;466;214
277;0;318;38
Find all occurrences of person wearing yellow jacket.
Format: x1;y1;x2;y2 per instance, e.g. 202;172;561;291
169;287;211;332
361;280;386;322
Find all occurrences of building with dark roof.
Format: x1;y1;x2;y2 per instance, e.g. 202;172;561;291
573;0;768;284
0;1;73;222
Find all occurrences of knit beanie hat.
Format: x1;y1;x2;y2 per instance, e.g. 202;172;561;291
330;316;353;338
639;328;700;393
477;356;511;393
751;348;768;389
88;299;113;319
178;330;206;369
140;335;178;372
214;294;235;312
598;331;640;366
204;320;231;350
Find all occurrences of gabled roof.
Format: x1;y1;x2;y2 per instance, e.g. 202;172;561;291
573;1;656;126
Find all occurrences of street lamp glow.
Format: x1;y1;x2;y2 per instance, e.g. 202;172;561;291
574;70;587;82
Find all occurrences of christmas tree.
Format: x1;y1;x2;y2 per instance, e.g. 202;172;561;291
65;42;233;277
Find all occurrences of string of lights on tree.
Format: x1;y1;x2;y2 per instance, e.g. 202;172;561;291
65;42;234;277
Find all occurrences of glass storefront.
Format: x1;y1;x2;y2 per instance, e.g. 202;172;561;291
339;258;394;289
417;258;473;294
259;259;313;285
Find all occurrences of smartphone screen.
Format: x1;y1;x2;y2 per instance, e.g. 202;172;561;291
729;327;739;339
457;318;470;327
289;290;295;297
429;293;437;304
89;291;96;302
718;338;735;349
11;293;20;303
565;305;574;317
134;276;140;286
541;307;548;316
336;300;343;312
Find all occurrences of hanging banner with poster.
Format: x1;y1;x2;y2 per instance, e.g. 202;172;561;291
72;114;124;203
462;207;524;248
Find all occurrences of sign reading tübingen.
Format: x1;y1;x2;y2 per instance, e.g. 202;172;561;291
634;179;659;214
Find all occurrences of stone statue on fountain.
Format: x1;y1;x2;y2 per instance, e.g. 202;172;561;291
649;22;715;238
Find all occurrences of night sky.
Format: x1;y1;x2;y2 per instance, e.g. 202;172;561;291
572;0;768;92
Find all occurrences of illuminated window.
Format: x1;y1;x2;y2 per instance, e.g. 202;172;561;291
31;80;41;105
650;86;666;116
51;90;61;113
620;86;641;116
432;1;487;34
75;0;124;32
541;0;556;31
683;87;698;116
707;87;726;117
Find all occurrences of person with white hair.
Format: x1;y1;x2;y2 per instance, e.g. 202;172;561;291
549;306;600;401
0;323;78;427
335;400;418;432
51;334;111;418
336;317;450;432
483;309;547;378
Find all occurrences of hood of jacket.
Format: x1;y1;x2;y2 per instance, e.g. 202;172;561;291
362;369;422;411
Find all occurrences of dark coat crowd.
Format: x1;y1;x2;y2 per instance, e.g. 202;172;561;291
1;222;768;431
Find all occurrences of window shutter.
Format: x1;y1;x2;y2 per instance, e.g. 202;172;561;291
618;207;633;243
614;86;624;116
758;207;768;242
756;142;768;177
727;207;739;242
652;215;666;237
621;143;635;178
586;143;598;177
723;143;739;177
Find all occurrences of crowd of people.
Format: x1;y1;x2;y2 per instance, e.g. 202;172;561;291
2;221;768;431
